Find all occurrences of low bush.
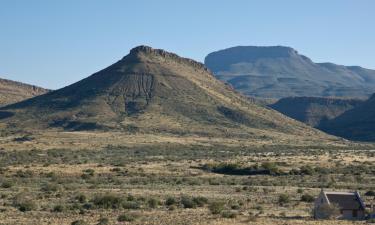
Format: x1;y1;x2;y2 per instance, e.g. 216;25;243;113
1;181;13;188
148;198;159;208
181;196;196;208
71;220;87;225
96;217;109;225
52;204;65;212
92;194;125;209
209;201;225;214
301;194;315;202
118;213;138;222
165;196;177;206
278;194;290;206
221;210;237;218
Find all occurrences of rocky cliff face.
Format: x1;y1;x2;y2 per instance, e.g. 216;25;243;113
205;46;375;98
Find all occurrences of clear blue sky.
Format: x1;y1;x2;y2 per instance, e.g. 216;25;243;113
1;0;374;89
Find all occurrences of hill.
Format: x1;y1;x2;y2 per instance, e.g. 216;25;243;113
319;94;375;141
269;97;364;127
0;45;329;143
204;46;375;99
0;78;49;107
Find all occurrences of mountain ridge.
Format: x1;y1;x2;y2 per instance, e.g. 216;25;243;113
269;96;364;127
0;77;49;107
205;46;375;98
0;45;329;143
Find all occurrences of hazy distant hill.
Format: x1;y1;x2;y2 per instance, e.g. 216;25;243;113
319;94;375;141
205;46;375;99
270;97;364;127
0;78;49;107
0;46;326;141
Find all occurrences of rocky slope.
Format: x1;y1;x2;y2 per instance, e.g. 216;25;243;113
0;46;328;142
205;46;375;99
270;97;364;127
0;78;49;107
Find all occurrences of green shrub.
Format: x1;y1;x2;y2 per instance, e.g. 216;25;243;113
148;198;159;208
15;170;33;178
75;193;87;203
181;196;196;208
118;213;138;222
301;194;315;202
41;183;59;193
278;194;290;205
92;194;125;209
299;165;315;175
17;200;37;212
221;210;237;218
96;217;109;225
13;194;37;212
1;181;13;188
209;201;225;214
192;196;208;207
71;220;87;225
365;190;375;196
122;201;140;209
165;196;177;206
314;203;340;219
52;204;65;212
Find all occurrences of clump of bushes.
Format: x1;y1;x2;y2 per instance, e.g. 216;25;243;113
92;193;126;209
209;201;225;214
202;162;283;176
221;210;238;218
301;194;315;202
1;180;13;188
91;193;141;210
314;203;340;219
81;169;95;179
71;220;87;225
41;182;60;193
52;204;65;212
12;194;37;212
148;198;159;208
165;196;177;206
118;213;139;222
181;196;208;208
96;217;109;225
278;194;290;206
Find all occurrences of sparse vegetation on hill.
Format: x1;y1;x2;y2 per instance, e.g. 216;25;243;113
0;78;49;107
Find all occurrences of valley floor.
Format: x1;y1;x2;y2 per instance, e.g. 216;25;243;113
0;131;373;224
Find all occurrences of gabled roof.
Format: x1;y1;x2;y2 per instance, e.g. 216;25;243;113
323;191;365;210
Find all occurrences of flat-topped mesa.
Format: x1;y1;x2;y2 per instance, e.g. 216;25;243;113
127;45;210;72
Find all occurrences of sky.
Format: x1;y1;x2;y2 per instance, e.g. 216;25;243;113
0;0;374;89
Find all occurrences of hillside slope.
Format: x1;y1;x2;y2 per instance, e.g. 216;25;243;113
0;78;49;107
0;46;328;142
319;94;375;141
270;97;364;127
205;46;375;98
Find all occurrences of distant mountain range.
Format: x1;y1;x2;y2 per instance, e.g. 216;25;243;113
0;45;328;142
205;46;375;99
0;78;49;107
269;97;364;127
